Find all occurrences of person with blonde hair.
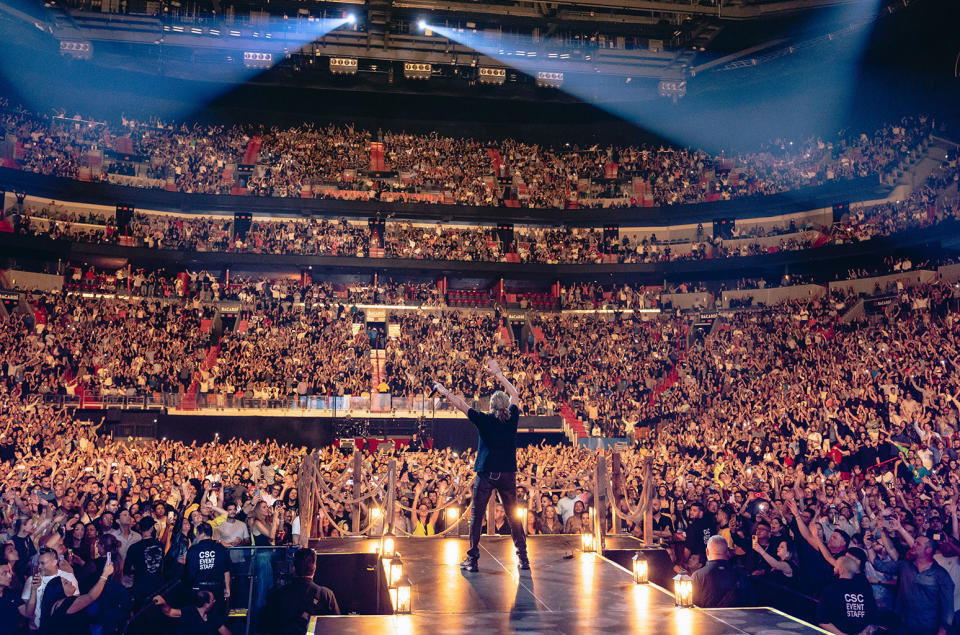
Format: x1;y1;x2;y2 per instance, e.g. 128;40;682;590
434;358;529;572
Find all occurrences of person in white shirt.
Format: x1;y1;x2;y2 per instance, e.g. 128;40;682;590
216;504;251;547
21;549;80;630
557;490;582;524
108;509;142;562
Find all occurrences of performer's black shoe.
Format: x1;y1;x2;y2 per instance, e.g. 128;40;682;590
518;558;531;570
460;556;479;572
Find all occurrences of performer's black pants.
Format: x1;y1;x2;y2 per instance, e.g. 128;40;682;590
467;471;528;561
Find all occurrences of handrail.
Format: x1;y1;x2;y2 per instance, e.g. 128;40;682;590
122;576;183;634
0;166;889;226
2;219;952;286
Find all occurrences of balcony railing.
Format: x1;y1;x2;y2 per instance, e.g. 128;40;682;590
38;392;542;416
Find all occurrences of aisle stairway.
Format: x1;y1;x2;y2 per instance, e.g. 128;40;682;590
369;234;385;258
242;136;262;166
559;403;588;440
531;339;584;440
179;344;221;410
532;325;545;345
370;349;387;395
648;324;689;406
498;325;513;348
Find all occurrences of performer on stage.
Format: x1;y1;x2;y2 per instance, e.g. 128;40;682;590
434;359;530;572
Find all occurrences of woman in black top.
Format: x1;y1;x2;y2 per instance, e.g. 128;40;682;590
752;539;799;587
166;516;194;580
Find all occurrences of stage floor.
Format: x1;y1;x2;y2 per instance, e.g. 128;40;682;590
310;535;822;634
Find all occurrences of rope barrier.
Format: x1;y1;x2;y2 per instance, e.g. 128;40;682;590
394;491;469;514
514;473;595;499
313;495;382;537
313;501;351;537
606;478;644;522
395;504;473;537
312;470;386;505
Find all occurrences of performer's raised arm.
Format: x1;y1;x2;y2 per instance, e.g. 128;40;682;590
433;382;471;415
485;359;519;406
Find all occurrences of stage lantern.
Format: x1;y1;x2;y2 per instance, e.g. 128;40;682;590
632;553;649;584
446;507;459;522
673;572;693;608
580;532;595;552
387;556;404;587
379;532;396;558
390;575;413;614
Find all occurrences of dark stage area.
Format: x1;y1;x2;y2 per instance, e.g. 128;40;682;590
307;536;821;634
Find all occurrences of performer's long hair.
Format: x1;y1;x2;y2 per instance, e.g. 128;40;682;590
490;391;511;421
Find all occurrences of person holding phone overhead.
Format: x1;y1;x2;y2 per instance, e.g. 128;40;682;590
20;548;80;631
37;559;115;633
434;358;529;572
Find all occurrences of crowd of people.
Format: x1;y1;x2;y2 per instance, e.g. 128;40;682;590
4;150;957;269
6;264;959;422
1;98;936;209
1;270;960;634
5;166;957;269
4;99;960;634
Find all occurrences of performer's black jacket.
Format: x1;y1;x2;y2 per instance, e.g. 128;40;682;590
467;405;519;472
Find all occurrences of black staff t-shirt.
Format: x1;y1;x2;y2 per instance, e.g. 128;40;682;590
816;578;878;635
467;404;519;473
184;539;229;588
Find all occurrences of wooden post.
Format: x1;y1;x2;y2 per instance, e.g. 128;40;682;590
385;459;397;535
611;451;622;534
641;455;654;545
594;454;608;553
352;448;362;535
297;452;317;547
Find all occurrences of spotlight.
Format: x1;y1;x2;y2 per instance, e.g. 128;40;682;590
403;62;432;80
417;19;427;30
345;13;356;24
536;71;563;88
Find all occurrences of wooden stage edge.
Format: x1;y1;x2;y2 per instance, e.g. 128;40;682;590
307;535;826;634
